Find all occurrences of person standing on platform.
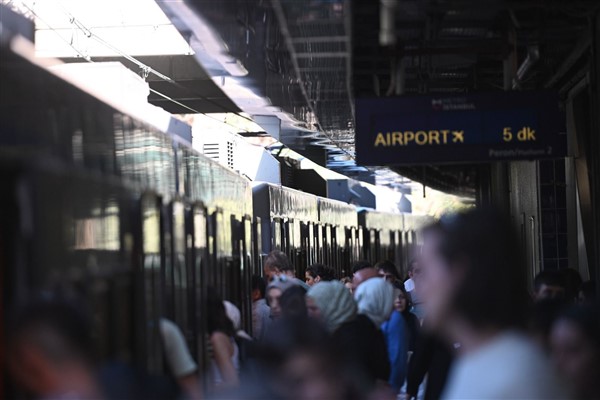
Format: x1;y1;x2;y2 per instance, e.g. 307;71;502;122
404;259;418;292
551;304;600;399
353;277;395;386
263;250;309;289
159;318;202;400
352;261;379;290
206;288;240;391
251;275;270;341
382;286;409;393
305;263;335;286
263;250;291;282
395;283;420;353
306;280;389;390
419;210;567;399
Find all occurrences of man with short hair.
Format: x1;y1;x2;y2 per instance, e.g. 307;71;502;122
263;250;293;281
533;270;566;302
376;260;400;283
352;260;379;290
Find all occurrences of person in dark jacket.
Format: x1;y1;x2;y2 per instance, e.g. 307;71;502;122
306;281;390;388
406;330;454;400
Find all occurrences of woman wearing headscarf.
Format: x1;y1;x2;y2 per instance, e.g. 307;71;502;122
306;280;391;388
266;276;297;320
354;277;395;326
306;281;357;333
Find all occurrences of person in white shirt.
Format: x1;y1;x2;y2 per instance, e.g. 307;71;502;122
403;259;417;293
418;210;567;399
160;318;202;399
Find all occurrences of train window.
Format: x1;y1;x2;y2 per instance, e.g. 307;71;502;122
191;205;207;368
317;224;324;263
227;215;243;304
140;193;163;374
243;218;252;274
253;217;262;275
214;211;225;291
171;201;189;342
308;223;314;262
273;219;282;250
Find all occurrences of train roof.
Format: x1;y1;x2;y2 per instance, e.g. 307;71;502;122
252;182;319;222
1;37;251;213
317;197;358;227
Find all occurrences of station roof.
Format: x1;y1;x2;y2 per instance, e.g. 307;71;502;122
169;0;596;197
16;0;597;198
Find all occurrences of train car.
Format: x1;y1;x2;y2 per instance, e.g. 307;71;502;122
252;182;319;277
358;209;430;277
0;37;252;383
317;197;360;278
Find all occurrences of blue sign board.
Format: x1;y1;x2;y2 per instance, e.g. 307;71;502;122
355;91;566;165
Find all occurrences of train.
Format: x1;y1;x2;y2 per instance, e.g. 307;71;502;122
0;36;429;382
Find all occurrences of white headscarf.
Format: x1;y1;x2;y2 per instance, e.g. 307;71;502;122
223;300;252;340
354;277;395;327
307;281;357;333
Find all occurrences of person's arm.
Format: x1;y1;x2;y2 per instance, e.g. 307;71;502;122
210;332;239;388
160;319;202;399
406;331;434;399
177;374;203;400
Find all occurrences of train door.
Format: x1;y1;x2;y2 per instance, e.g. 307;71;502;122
324;225;332;266
171;200;191;344
241;216;253;333
212;210;227;295
301;222;312;267
207;211;219;289
315;224;323;264
253;216;263;275
273;218;283;251
139;193;164;374
357;226;364;260
191;204;208;367
331;226;338;274
227;215;243;307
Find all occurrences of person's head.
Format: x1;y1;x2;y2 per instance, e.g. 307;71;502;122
266;277;297;319
578;281;596;305
352;266;379;290
550;305;600;399
340;277;353;293
394;283;411;313
305;264;335;286
375;260;400;283
206;287;235;336
306;281;357;333
279;286;308;319
6;298;98;398
252;274;267;302
256;316;367;399
264;250;292;281
529;298;565;351
351;260;372;274
559;268;583;303
534;270;566;302
354;277;395;326
419;209;529;337
406;258;418;279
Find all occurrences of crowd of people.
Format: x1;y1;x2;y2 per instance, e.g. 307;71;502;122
5;208;600;399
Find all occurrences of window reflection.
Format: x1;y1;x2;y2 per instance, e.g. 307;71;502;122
72;202;120;251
